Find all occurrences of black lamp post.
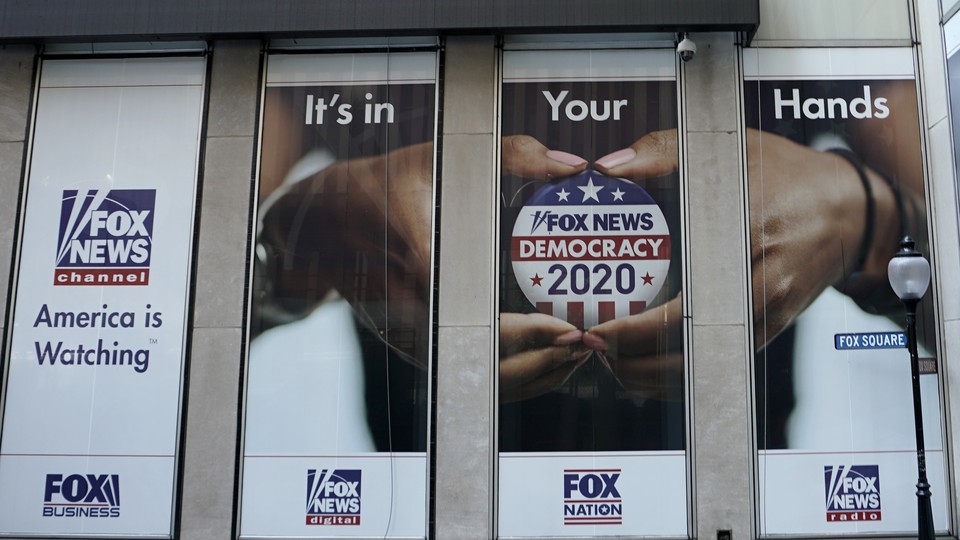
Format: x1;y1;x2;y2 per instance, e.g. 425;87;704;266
887;236;934;540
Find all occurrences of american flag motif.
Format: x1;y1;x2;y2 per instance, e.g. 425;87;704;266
512;170;670;329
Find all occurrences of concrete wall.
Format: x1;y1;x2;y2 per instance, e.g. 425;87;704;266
435;36;497;540
180;41;260;540
0;45;34;338
684;33;754;540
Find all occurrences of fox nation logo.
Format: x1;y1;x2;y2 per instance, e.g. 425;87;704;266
305;469;361;526
562;469;622;526
42;473;120;518
54;189;155;286
824;465;881;522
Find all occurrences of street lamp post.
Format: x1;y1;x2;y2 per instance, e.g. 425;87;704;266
887;236;934;540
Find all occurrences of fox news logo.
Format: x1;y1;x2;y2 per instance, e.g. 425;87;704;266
42;473;120;518
562;469;622;526
54;189;155;286
305;469;361;526
825;465;881;522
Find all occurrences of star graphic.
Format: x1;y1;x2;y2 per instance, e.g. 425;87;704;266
578;178;604;202
556;188;570;202
610;187;625;201
641;272;654;285
530;273;544;286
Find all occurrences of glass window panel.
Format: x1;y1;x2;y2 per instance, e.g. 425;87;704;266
497;48;688;538
240;51;437;539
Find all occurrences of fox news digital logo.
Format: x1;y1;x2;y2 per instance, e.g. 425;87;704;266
305;469;361;526
824;465;881;522
562;469;622;526
54;189;155;286
42;473;120;518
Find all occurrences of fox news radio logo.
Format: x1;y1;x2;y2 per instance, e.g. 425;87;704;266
54;189;155;286
562;469;622;526
824;465;881;522
305;469;361;526
42;473;120;518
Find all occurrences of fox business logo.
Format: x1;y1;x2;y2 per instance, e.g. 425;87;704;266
562;469;622;526
305;469;361;526
42;473;120;518
825;465;881;522
54;189;155;286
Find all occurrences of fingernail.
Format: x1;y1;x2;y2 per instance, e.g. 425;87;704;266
596;148;635;169
582;332;608;351
547;150;587;167
553;329;583;346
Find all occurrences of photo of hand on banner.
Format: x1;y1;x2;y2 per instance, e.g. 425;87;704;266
744;79;930;351
501;97;928;404
258;141;434;367
582;120;927;354
258;129;685;403
499;130;684;403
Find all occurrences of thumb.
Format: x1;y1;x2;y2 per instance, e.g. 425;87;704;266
502;134;587;179
595;129;679;181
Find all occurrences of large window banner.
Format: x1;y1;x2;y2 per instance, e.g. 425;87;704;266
240;52;435;538
745;48;950;535
497;49;687;537
0;57;205;536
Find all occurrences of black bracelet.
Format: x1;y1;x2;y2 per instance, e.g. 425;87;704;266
879;171;908;241
828;148;874;277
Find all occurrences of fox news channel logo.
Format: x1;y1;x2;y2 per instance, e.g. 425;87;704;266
54;189;155;286
305;469;361;526
562;469;622;526
511;170;670;329
824;465;881;522
42;473;120;518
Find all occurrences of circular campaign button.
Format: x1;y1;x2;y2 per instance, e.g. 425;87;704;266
511;170;671;329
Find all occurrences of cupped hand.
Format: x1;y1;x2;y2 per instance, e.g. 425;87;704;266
498;135;593;400
579;130;685;397
259;142;434;366
584;294;684;401
745;129;899;348
499;313;590;402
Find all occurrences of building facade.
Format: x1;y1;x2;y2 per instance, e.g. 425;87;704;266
1;1;960;539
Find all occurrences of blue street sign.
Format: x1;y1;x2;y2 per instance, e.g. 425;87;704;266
834;332;907;350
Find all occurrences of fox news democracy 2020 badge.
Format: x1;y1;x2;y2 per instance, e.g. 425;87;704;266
511;170;671;329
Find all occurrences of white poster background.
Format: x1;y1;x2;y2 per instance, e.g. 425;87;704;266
0;57;204;536
746;48;949;535
239;52;435;539
499;453;687;538
498;48;687;538
241;455;427;538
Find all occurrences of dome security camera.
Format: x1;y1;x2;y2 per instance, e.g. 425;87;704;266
677;36;696;62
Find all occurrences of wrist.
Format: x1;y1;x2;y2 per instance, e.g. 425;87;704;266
834;161;904;313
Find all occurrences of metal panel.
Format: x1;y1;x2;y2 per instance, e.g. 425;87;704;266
0;0;758;41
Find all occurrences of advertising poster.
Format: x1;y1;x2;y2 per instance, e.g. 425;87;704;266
497;49;687;537
745;48;949;535
240;52;435;538
0;57;204;536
